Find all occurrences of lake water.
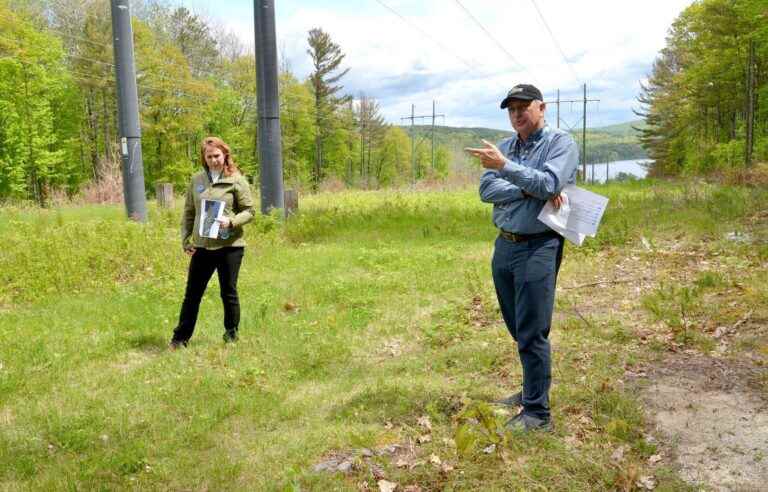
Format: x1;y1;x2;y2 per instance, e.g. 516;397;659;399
582;159;651;183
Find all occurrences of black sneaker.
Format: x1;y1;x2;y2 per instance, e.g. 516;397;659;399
505;412;553;432
493;391;522;407
169;339;187;350
223;331;238;343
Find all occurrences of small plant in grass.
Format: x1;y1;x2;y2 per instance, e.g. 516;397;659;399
642;283;706;346
453;401;506;457
694;270;725;289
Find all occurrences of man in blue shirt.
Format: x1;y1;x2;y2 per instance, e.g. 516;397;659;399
466;83;579;431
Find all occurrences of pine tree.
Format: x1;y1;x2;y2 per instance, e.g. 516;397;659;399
307;27;350;188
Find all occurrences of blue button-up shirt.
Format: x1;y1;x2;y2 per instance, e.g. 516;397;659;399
479;125;579;234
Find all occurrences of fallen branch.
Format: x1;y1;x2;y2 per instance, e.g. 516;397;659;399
561;307;594;329
731;310;753;331
561;278;639;290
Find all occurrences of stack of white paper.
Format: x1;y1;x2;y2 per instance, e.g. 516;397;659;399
537;185;609;246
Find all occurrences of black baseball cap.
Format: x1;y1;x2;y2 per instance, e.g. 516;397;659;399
500;84;544;109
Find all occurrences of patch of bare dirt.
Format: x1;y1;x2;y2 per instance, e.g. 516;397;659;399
640;354;768;491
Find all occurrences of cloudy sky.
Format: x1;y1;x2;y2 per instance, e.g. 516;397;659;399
181;0;694;130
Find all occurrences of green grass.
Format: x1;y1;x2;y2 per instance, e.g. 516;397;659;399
1;180;766;490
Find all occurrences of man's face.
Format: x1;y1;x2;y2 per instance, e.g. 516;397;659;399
507;99;546;137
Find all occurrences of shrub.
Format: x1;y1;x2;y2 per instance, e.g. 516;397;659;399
79;158;124;204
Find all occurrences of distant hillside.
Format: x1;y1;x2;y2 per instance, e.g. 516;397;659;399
402;120;647;164
593;120;647;137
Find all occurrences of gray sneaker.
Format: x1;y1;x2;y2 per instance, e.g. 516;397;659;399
505;412;553;432
493;391;522;407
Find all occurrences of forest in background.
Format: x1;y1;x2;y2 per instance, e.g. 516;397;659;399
0;0;454;206
414;121;648;169
637;0;767;177
7;0;761;207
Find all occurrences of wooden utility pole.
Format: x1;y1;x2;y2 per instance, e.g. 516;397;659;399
431;100;436;169
359;116;365;182
400;103;445;182
745;39;755;167
582;83;587;182
411;104;415;182
545;87;598;182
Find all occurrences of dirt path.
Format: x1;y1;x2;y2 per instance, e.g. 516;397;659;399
640;353;768;491
567;233;768;490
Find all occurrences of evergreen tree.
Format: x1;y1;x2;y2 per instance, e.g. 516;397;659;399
637;0;767;176
306;27;350;188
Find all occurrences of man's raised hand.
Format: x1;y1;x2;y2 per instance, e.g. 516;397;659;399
464;139;506;170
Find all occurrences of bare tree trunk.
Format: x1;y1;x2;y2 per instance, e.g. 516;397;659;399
86;89;100;180
102;87;112;164
22;66;42;205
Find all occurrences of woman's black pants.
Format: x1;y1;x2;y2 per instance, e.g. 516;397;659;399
172;247;244;343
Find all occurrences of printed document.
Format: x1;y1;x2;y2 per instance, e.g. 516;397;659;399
199;199;225;239
537;185;608;246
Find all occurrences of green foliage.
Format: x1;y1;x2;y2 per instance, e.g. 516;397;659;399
637;0;767;176
0;4;81;204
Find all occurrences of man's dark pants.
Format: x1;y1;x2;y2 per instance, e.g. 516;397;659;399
491;233;564;419
173;246;245;343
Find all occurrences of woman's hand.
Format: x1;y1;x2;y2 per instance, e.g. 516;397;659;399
216;217;232;228
184;247;196;257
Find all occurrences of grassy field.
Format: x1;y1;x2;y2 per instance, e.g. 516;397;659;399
1;180;766;490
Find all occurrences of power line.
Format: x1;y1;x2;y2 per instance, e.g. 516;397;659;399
372;0;479;72
528;0;580;84
2;59;213;102
0;33;222;86
0;26;111;49
3;53;211;94
47;28;112;49
452;0;528;75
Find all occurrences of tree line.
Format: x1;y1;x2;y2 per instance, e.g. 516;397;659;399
637;0;767;176
0;0;449;206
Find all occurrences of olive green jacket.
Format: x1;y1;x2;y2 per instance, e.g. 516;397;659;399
181;170;255;250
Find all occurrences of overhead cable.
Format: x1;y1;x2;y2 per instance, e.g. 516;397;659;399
372;0;479;72
528;0;580;84
452;0;527;75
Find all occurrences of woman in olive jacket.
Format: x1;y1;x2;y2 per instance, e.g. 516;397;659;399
170;136;255;348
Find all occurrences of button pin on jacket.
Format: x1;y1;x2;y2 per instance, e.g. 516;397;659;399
196;184;205;193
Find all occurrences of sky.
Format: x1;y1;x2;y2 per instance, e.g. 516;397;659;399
179;0;694;131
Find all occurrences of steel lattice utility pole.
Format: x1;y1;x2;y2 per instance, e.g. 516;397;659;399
110;0;147;222
254;0;284;214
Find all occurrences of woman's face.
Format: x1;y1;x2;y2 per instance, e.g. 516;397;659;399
204;146;225;172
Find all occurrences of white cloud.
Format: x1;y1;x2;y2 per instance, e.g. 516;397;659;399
188;0;694;129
